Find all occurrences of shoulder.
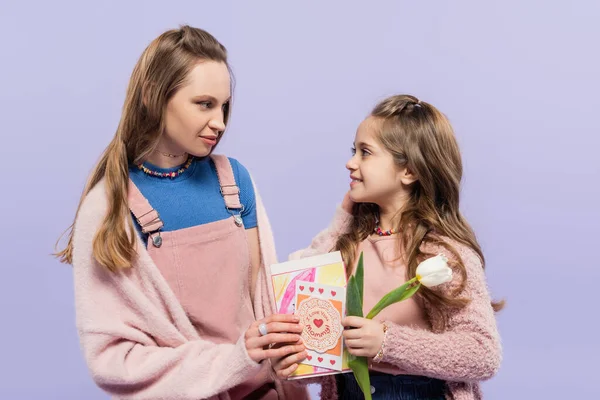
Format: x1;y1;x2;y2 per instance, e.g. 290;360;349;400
420;236;487;295
225;157;256;193
227;157;252;181
422;236;482;271
73;179;110;244
209;154;254;185
78;180;109;224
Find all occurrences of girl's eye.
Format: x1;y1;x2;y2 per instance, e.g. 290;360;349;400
351;147;370;156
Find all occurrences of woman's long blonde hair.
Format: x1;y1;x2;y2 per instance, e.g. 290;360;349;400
336;95;503;324
55;26;230;271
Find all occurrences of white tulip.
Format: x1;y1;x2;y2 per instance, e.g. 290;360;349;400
416;254;453;288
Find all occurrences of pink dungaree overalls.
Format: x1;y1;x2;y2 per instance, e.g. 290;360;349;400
128;154;277;399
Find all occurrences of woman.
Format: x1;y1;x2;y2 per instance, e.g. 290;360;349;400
56;25;308;400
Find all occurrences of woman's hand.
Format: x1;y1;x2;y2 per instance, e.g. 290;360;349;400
245;314;305;364
270;337;308;379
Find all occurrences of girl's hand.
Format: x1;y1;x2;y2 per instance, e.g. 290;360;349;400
245;314;305;363
342;316;385;358
341;191;355;213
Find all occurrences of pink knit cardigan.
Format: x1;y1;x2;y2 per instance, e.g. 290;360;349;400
71;179;309;400
288;207;502;400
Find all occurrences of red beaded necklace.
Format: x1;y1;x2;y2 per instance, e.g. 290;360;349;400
374;215;399;236
138;157;194;179
374;226;399;236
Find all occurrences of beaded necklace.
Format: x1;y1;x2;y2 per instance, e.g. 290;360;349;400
138;157;194;179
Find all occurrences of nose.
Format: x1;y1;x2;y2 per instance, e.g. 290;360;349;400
208;110;226;132
346;155;357;171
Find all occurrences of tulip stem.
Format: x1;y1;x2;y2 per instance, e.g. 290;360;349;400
365;278;420;320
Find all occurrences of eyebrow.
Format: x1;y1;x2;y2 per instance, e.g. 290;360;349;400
355;141;376;149
192;94;231;103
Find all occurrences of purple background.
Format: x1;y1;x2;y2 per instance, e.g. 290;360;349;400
1;0;598;398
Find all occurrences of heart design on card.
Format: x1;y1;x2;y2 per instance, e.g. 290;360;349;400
318;288;324;294
331;290;336;296
307;355;312;361
330;360;336;366
296;297;343;353
309;287;314;292
299;285;305;291
318;357;324;363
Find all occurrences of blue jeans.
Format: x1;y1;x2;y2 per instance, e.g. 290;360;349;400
336;372;446;400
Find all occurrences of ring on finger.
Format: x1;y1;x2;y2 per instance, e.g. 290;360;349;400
258;322;269;336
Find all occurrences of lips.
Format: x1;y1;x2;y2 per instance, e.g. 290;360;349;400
200;136;217;146
349;175;362;188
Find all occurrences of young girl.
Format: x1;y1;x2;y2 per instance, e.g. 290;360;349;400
56;26;309;400
272;94;502;399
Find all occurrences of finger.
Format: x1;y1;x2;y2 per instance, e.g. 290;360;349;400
276;362;300;380
269;335;303;350
264;314;301;325
246;322;303;340
346;347;368;357
342;316;365;328
267;321;304;334
275;351;307;371
250;343;303;364
344;338;363;349
343;328;362;340
341;191;354;212
263;343;306;360
248;333;302;350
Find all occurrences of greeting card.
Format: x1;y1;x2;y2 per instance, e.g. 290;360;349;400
269;252;352;379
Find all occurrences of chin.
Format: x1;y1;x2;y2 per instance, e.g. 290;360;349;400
189;147;213;158
350;192;382;207
349;190;368;204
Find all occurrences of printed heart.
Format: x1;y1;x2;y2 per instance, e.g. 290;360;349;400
313;319;324;328
330;360;336;366
299;285;305;291
318;288;324;294
318;357;324;363
307;355;312;361
331;290;337;296
309;287;315;292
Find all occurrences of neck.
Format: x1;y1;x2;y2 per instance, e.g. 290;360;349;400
377;195;410;231
145;150;188;169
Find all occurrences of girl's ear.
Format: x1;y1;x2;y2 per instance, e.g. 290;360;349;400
399;167;418;186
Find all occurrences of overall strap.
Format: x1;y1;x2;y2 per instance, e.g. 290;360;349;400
127;180;164;234
211;154;242;210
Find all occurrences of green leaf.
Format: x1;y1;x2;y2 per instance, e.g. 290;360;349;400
365;281;421;320
348;356;372;400
356;252;365;305
346;276;364;318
